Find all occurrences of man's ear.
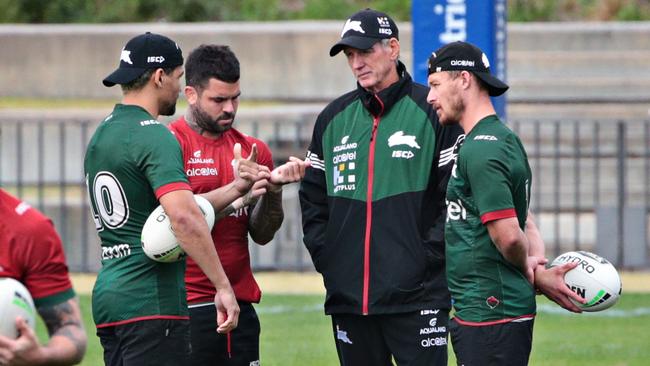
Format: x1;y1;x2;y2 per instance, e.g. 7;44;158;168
152;68;165;88
185;85;198;104
460;70;473;91
389;38;400;61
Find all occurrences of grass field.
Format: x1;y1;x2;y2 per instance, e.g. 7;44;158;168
34;292;650;366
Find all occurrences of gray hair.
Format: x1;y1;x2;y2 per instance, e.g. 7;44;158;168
379;38;400;62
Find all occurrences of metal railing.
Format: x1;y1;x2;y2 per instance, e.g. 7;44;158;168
1;117;648;271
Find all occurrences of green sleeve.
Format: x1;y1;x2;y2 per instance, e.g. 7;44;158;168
34;288;76;308
130;124;188;192
464;140;515;219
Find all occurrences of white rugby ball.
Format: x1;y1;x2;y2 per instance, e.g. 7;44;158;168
0;278;36;338
141;195;215;263
550;251;622;312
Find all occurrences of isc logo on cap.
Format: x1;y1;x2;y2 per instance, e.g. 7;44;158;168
147;56;165;63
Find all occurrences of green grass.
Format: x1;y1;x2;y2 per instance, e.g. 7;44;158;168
35;293;650;366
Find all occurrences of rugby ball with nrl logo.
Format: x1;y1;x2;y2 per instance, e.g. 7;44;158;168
0;277;36;338
550;251;622;312
141;195;215;263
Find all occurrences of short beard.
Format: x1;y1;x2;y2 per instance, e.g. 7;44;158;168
159;99;177;117
188;104;234;135
441;93;465;125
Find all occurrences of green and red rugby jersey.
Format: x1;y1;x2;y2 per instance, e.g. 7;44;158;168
84;104;191;328
445;115;536;325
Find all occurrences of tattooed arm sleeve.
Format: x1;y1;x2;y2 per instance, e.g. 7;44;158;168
37;297;88;364
248;189;284;245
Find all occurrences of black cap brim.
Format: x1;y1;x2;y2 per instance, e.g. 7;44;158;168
102;67;148;87
329;36;381;57
474;71;509;96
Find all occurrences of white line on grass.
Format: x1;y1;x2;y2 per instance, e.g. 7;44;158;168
257;304;323;314
257;303;650;318
537;304;650;317
258;304;650;318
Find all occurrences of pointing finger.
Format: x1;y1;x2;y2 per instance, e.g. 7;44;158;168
247;143;258;163
233;143;242;160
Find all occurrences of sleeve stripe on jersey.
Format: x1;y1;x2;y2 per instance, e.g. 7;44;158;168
480;208;517;224
306;151;325;172
155;182;192;200
33;288;76;308
439;146;456;167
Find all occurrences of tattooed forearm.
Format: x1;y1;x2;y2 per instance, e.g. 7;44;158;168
216;189;260;220
249;189;284;244
55;325;87;359
37;298;87;359
39;300;79;336
216;203;238;220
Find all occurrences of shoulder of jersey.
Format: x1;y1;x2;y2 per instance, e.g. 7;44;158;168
167;120;183;136
471;133;501;142
5;202;51;235
225;129;267;149
319;89;359;121
102;108;160;125
137;118;164;127
470;123;513;144
248;134;270;150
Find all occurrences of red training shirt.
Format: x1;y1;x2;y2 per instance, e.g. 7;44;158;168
169;117;274;304
0;189;75;307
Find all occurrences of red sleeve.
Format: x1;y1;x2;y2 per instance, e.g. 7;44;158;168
480;208;517;224
155;182;192;200
19;218;73;301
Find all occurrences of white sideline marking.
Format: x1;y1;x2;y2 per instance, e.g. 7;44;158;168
537;304;650;317
257;304;322;314
256;304;650;318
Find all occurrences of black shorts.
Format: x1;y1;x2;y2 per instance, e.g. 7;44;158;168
331;309;449;366
97;318;190;366
450;317;534;366
189;301;261;366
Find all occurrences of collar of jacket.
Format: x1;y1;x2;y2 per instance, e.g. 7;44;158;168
358;61;411;118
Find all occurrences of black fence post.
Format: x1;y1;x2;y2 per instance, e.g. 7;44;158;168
616;121;626;268
80;121;90;272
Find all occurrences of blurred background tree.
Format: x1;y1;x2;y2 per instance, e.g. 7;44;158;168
510;0;650;21
0;0;648;23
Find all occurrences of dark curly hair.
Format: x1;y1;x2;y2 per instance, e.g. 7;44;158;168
185;44;240;90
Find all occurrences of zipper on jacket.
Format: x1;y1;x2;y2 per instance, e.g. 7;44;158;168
362;94;384;315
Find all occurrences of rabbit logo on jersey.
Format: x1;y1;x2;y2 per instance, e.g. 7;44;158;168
332;136;357;193
388;131;420;159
